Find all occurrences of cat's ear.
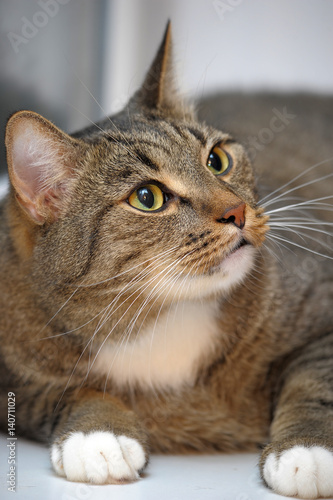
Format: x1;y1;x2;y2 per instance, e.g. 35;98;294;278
133;21;186;114
5;111;86;224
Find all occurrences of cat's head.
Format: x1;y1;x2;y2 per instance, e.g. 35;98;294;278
5;23;268;308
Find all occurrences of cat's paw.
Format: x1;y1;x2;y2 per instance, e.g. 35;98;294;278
51;431;147;484
262;445;333;498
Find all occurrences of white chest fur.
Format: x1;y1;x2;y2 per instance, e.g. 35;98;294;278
92;300;221;391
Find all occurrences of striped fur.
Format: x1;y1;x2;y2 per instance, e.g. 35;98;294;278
0;23;332;497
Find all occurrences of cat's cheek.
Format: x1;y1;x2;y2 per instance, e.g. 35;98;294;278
51;431;147;484
263;446;333;498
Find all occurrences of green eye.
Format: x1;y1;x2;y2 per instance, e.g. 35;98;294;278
128;184;165;212
207;144;232;175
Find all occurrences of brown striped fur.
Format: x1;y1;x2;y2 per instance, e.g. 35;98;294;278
0;23;332;495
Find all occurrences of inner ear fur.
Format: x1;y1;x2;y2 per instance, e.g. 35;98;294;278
5;110;86;224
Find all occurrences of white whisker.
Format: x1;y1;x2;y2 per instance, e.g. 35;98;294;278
269;222;332;239
77;246;178;288
84;249;192;383
267;233;333;260
100;254;192;393
56;248;180;405
262;172;333;209
259;156;333;206
265;196;333;215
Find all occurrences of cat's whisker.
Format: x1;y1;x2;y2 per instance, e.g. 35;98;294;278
149;257;201;337
90;250;181;342
83;250;192;385
269;216;333;225
76;246;179;288
54;249;179;339
38;256;163;342
111;264;189;395
56;249;181;405
162;265;196;340
39;287;79;334
67;102;128;148
269;228;332;256
126;255;199;388
262;242;284;264
113;251;195;355
179;257;206;306
261;172;333;209
99;255;191;394
265;195;333;215
260;195;304;210
63;55;138;159
259;156;333;206
38;248;179;342
36;304;112;342
86;269;153;358
269;222;332;238
90;250;178;335
265;235;298;259
146;262;197;393
154;255;206;356
241;253;268;292
54;344;89;412
267;233;333;260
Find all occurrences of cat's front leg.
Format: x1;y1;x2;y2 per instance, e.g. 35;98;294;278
260;334;333;499
49;391;149;484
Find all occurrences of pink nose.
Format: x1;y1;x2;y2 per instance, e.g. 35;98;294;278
218;202;246;229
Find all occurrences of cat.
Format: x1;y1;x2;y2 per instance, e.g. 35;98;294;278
0;22;332;498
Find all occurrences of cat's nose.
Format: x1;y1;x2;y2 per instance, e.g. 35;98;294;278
217;202;246;229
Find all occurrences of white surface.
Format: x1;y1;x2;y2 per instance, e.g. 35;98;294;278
0;435;288;500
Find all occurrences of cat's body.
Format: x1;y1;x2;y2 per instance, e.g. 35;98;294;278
0;25;332;498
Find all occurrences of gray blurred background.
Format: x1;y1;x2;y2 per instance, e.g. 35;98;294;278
1;0;333;175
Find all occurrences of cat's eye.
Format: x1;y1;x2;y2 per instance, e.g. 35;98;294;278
207;144;233;176
128;184;165;212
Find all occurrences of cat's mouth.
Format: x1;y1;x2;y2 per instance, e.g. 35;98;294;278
206;237;252;276
221;237;251;265
230;237;249;254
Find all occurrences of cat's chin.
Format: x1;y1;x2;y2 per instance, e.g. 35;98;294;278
215;239;254;276
205;242;256;292
173;243;257;301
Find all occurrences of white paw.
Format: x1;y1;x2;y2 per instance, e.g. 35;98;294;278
263;446;333;498
51;431;146;484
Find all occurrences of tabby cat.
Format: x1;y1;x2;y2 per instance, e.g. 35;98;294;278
0;23;332;498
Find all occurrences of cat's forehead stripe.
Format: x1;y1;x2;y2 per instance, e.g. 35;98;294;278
134;151;159;171
186;127;207;146
103;135;171;155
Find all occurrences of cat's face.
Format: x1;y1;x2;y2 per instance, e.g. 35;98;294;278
66;112;268;301
5;24;268;320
